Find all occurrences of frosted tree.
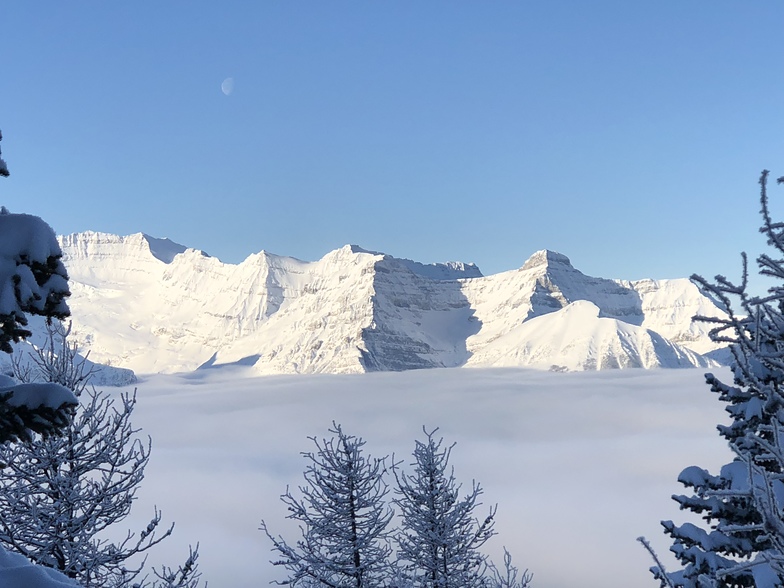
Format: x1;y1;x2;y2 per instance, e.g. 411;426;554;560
0;323;201;588
0;130;69;351
642;171;784;588
0;210;70;354
0;129;75;443
0;128;82;587
488;549;532;588
0;208;75;443
393;428;496;588
260;423;394;588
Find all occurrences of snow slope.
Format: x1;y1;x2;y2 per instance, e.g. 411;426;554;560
465;300;711;370
55;233;727;374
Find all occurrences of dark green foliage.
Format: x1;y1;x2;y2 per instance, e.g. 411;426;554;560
0;389;74;444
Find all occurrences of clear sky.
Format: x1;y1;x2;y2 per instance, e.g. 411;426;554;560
2;2;784;282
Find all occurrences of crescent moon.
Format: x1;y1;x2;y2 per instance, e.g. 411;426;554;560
221;77;234;96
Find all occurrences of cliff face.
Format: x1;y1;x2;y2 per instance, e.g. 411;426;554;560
54;233;726;375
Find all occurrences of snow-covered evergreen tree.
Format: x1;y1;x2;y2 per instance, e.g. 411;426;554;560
0;129;75;443
0;323;201;588
645;170;784;588
0;130;69;351
0;208;70;354
261;423;394;588
0;126;81;588
393;428;496;588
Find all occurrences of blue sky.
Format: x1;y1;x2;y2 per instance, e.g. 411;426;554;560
2;2;784;282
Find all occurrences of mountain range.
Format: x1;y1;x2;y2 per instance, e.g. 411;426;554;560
15;232;728;378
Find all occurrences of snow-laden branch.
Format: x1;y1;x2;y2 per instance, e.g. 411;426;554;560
643;171;784;587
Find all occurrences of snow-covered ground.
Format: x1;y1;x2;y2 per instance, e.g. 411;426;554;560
103;366;734;588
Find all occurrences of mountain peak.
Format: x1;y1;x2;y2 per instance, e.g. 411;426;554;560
140;233;189;264
521;249;573;271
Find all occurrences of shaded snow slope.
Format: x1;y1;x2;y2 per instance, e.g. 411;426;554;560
55;234;726;374
622;278;727;355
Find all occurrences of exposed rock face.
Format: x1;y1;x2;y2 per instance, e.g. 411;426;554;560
360;255;480;371
53;233;727;374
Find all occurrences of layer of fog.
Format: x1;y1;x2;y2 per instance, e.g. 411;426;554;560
107;367;734;588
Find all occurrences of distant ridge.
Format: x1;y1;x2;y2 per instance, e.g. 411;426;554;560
47;233;728;375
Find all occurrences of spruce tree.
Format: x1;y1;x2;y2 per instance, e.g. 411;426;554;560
0;128;74;443
261;423;394;588
393;428;496;588
645;171;784;588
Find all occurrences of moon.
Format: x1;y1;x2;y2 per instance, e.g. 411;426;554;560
221;77;234;96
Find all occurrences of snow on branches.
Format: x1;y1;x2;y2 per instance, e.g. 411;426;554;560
0;209;70;354
644;171;784;588
260;423;394;588
393;428;497;588
0;137;74;441
0;324;201;588
0;197;74;442
0;131;70;353
0;378;75;444
261;424;529;588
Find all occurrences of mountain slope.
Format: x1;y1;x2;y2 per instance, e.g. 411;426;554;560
461;250;725;362
465;300;711;370
54;233;726;374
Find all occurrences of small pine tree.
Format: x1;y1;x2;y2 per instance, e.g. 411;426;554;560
0;323;201;588
261;423;394;588
393;428;496;588
643;171;784;588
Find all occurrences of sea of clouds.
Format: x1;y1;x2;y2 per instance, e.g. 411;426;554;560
102;366;735;588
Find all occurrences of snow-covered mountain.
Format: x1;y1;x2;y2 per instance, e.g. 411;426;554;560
464;300;708;370
53;232;726;375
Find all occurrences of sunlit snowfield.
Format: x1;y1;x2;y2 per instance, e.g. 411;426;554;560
109;367;735;588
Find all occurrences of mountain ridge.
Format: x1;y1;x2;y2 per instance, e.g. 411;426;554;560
51;232;727;375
